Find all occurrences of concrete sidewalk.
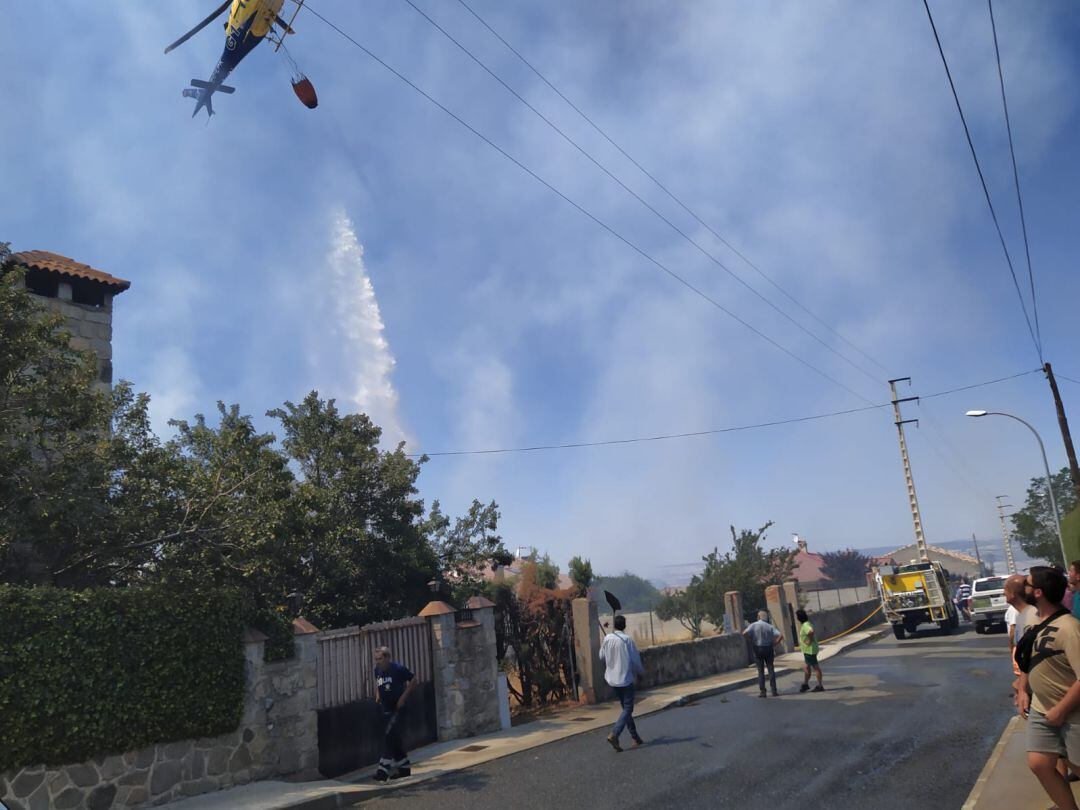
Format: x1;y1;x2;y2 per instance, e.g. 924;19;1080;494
964;714;1080;810
164;626;886;810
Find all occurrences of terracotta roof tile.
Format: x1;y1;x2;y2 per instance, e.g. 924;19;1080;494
10;249;130;292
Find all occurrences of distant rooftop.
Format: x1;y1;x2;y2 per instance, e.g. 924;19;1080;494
11;249;130;292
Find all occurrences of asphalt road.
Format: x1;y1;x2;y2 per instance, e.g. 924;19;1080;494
363;624;1016;810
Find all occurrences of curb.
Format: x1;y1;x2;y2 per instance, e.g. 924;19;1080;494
234;625;890;809
961;715;1019;810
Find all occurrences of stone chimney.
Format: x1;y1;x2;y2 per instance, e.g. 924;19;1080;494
12;250;130;386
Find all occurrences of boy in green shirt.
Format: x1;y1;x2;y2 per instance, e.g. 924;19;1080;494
796;609;824;693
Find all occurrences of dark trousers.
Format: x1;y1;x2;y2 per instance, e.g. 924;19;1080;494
612;684;640;740
378;708;408;770
755;646;777;694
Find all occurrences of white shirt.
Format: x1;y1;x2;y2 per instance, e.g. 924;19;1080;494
599;631;645;687
1006;604;1038;645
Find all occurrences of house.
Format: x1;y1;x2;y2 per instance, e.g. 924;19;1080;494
877;542;988;580
790;536;830;588
12;249;130;386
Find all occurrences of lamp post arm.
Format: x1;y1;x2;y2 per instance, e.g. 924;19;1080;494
987;411;1066;566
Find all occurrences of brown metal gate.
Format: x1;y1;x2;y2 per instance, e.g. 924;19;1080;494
315;616;436;776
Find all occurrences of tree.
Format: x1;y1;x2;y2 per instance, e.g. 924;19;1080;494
425;498;512;604
654;581;706;638
820;548;873;584
0;249;115;585
269;393;438;628
590;572;662;612
1011;467;1079;565
567;556;593;597
695;522;796;624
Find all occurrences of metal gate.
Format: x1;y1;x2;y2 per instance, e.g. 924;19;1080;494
315;616;437;777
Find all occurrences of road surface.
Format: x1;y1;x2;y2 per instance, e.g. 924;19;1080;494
365;625;1015;809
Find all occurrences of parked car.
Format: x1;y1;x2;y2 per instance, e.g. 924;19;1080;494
969;575;1009;634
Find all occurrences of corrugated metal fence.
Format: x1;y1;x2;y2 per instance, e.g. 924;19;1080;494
316;616;433;710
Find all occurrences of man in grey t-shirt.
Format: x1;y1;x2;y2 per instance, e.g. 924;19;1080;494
743;611;784;697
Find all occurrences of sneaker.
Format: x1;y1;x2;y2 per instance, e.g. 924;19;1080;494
812;685;825;693
772;691;780;697
759;691;767;698
606;733;623;753
390;767;411;780
799;683;810;693
631;737;645;748
373;769;389;782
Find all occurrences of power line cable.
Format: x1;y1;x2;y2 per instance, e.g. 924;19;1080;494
1058;373;1080;387
399;0;884;386
452;0;892;376
922;0;1042;363
411;368;1040;457
988;0;1043;355
305;3;876;405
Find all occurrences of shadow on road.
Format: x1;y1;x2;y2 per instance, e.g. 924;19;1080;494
369;770;491;802
637;734;698;749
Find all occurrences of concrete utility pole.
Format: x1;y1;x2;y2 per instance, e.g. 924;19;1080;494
996;495;1017;575
890;378;929;562
970;532;983;574
1044;363;1080;503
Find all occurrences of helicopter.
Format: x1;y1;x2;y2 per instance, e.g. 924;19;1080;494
165;0;316;118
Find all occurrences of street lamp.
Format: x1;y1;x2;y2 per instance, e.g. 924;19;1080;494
966;410;1066;566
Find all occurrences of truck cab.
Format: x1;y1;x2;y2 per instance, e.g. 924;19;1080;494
969;575;1009;634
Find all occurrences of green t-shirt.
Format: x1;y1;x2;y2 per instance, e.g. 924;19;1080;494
799;621;819;655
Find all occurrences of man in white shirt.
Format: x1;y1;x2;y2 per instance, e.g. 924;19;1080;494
599;614;645;752
742;610;784;697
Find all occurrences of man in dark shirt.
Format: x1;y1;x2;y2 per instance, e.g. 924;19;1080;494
373;646;417;781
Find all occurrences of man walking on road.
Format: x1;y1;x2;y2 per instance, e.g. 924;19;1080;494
1016;567;1080;810
796;609;824;693
743;610;783;697
600;614;645;752
373;646;417;782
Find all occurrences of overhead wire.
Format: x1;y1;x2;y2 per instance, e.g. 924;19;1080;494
988;0;1042;356
410;368;1041;457
922;0;1042;364
304;2;876;405
398;0;885;387
452;0;892;376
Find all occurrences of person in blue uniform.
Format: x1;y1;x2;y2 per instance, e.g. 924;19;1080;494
373;646;417;781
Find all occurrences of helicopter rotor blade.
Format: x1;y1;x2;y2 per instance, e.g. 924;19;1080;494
164;0;232;54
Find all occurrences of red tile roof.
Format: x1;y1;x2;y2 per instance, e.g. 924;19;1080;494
792;550;828;583
10;250;130;292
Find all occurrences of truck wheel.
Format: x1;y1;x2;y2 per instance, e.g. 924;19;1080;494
975;622;987;634
892;624;906;640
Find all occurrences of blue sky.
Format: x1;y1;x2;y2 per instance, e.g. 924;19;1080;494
3;1;1079;584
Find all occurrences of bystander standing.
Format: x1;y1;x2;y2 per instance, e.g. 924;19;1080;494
743;610;783;698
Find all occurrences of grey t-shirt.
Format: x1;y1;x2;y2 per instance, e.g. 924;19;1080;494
745;620;781;647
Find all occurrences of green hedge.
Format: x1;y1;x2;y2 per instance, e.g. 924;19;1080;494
0;586;246;772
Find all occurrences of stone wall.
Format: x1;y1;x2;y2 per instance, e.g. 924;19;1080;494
40;285;115;386
637;633;749;690
0;627;319;810
802;598;883;643
425;599;501;741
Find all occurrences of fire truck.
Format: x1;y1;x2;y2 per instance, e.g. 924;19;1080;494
875;560;960;639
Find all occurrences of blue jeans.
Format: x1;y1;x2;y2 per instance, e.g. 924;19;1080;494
612;684;639;740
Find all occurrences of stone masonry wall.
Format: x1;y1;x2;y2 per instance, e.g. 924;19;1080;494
637;633;749;690
0;629;319;810
802;598;883;643
427;604;501;742
45;289;114;386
